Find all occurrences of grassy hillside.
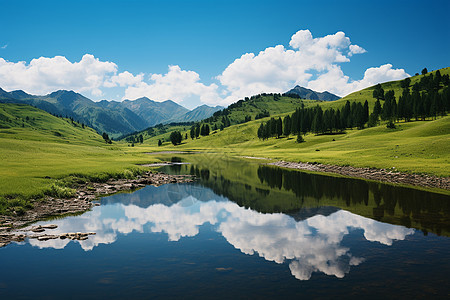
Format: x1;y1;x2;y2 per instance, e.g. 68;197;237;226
0;104;158;200
1;68;449;215
123;94;325;144
153;113;449;178
324;67;450;111
142;67;450;178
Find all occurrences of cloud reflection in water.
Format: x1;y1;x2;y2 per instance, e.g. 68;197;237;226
28;195;414;280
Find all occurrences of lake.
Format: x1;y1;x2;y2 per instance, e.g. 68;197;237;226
1;154;449;299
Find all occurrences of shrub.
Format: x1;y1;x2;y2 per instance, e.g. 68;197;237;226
296;134;305;143
44;183;76;198
386;121;396;129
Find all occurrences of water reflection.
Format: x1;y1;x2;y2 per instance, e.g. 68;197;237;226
159;159;450;236
26;184;414;281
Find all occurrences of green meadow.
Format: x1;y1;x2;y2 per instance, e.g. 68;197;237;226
1;68;449;214
0;104;160;213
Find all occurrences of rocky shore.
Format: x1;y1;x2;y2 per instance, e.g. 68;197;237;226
0;171;194;247
268;161;450;191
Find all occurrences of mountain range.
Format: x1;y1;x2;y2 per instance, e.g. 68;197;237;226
285;86;341;101
0;88;223;138
0;85;340;137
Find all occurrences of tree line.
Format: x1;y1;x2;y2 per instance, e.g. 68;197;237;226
257;100;369;140
258;70;449;141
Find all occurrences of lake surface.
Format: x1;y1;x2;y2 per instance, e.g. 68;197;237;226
1;155;449;299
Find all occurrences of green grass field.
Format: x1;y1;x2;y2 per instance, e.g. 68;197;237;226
0;104;163;214
1;68;449;214
154;115;450;178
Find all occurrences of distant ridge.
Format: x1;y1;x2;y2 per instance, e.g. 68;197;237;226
0;88;222;137
285;86;340;101
172;104;224;123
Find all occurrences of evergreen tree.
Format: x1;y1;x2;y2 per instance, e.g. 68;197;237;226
195;124;200;138
373;99;382;117
257;123;265;140
283;115;291;137
341;101;351;129
372;84;385;100
311;106;323;134
169;131;182;145
190;126;195;139
276;117;282;138
363;100;369;124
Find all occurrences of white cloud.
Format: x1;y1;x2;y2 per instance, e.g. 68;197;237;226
217;29;408;102
1;44;7;49
122;65;223;105
307;63;409;96
217;29;369;102
104;71;144;88
0;54;117;97
349;44;367;56
24;196;414;280
0;29;409;106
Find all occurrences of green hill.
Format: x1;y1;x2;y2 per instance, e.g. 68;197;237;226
0;103;156;202
148;68;450;178
0;90;222;139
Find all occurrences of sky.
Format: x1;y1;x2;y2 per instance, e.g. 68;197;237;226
0;0;448;109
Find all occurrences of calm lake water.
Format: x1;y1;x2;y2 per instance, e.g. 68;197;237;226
1;155;449;299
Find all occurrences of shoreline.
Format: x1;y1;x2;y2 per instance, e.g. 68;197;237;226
267;161;450;191
0;171;194;247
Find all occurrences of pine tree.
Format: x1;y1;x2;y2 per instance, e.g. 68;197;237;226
363;100;369;124
283;115;291;137
190;126;195;139
276;117;282;138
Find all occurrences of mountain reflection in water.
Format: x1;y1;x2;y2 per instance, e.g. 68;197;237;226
26;183;414;281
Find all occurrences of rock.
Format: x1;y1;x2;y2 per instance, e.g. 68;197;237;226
37;235;59;241
31;226;45;233
42;224;58;229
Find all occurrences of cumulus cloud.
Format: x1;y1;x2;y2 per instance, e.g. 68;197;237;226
349;44;367;56
23;195;414;280
0;29;409;105
217;29;367;102
122;65;223;105
0;54;117;97
217;29;408;103
104;71;144;88
307;63;409;96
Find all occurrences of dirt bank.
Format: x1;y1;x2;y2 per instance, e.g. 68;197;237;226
267;161;450;191
0;171;194;247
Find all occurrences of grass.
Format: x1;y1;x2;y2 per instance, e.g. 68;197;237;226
0;104;163;214
152;115;450;179
1;68;450;214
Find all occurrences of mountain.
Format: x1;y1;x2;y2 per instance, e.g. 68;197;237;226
0;89;149;137
171;104;223;122
0;88;223;137
285;86;340;101
121;98;189;125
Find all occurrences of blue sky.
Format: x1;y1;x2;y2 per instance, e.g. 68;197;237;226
0;0;448;109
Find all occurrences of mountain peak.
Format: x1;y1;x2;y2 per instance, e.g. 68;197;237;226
285;86;340;101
